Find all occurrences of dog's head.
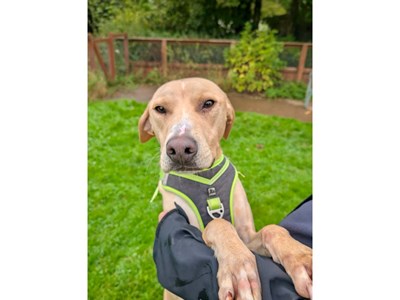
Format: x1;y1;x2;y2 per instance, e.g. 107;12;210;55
138;77;235;173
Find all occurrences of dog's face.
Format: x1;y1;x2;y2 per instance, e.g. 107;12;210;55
138;78;235;173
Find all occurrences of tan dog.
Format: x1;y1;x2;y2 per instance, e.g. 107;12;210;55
139;78;312;300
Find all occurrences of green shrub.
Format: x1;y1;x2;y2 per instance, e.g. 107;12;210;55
265;81;307;100
225;23;286;93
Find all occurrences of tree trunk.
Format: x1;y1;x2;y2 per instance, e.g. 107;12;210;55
252;0;262;30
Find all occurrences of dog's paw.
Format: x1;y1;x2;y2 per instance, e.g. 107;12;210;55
280;241;312;299
203;219;262;300
216;247;261;300
262;225;312;299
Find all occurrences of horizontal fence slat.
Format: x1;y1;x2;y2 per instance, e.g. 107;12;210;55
283;42;312;47
114;36;237;45
93;38;110;43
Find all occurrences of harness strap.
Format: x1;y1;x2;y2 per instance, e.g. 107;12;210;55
161;156;238;230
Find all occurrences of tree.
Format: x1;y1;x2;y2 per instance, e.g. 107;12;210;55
88;0;312;41
265;0;312;41
88;0;125;34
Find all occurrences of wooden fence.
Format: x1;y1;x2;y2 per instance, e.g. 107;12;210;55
88;33;312;83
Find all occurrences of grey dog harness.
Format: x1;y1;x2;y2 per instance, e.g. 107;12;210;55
161;156;238;230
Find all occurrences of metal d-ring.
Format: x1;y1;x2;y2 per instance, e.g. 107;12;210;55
207;202;224;219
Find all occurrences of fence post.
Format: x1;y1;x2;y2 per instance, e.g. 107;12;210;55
88;34;96;71
108;33;116;81
161;39;167;76
296;44;308;82
123;33;130;75
92;39;109;80
304;71;312;109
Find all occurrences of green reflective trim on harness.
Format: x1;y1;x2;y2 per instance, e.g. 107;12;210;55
210;155;225;168
150;186;159;203
169;157;230;185
160;155;238;229
162;185;206;230
230;166;239;225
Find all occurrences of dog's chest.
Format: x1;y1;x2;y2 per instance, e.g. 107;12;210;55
161;156;238;230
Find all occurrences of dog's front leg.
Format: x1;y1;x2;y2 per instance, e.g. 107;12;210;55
246;225;312;299
202;219;261;300
232;180;312;299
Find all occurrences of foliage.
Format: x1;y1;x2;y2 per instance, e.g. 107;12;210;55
88;70;141;100
126;68;231;92
225;23;286;93
89;0;310;39
279;46;301;67
88;71;108;101
109;69;167;86
167;43;226;64
142;69;166;85
149;0;294;37
88;99;312;299
261;0;288;17
97;1;155;37
88;0;119;33
149;0;218;36
265;81;307;100
266;0;312;41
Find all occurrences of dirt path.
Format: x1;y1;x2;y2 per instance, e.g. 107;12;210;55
111;85;312;123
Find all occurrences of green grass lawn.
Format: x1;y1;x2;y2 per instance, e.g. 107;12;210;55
88;99;312;299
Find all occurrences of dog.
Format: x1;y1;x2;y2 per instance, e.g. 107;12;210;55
138;78;312;299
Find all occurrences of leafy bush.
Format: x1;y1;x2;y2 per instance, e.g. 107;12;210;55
265;81;307;100
225;23;286;93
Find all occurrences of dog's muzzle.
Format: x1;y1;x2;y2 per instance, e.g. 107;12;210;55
166;135;198;170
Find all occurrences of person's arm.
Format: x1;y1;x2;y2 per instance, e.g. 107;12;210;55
153;205;219;300
153;204;307;300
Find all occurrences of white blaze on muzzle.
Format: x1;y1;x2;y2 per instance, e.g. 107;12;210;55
169;116;192;140
161;114;213;172
178;124;187;136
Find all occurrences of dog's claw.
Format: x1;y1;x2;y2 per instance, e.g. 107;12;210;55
307;282;313;299
226;291;233;300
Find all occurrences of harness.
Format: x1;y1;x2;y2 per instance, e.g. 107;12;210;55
161;156;238;230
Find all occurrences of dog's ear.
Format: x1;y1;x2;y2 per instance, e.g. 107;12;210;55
138;107;154;143
223;98;235;139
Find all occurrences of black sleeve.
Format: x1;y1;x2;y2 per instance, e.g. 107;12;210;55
279;195;312;248
153;205;219;300
153;201;311;300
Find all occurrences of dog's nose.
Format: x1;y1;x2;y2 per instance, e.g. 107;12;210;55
166;136;198;164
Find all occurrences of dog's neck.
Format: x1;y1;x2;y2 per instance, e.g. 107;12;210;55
164;155;225;175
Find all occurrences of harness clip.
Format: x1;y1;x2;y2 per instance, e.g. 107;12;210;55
207;197;224;219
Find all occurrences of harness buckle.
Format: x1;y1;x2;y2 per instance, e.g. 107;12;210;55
208;187;217;197
207;197;224;219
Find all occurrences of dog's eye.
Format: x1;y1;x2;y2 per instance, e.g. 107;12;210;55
154;106;166;114
202;99;215;109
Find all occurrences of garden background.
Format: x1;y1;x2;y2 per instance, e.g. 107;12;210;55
88;0;312;299
2;2;399;300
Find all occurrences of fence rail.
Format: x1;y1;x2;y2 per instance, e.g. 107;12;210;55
88;33;312;83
